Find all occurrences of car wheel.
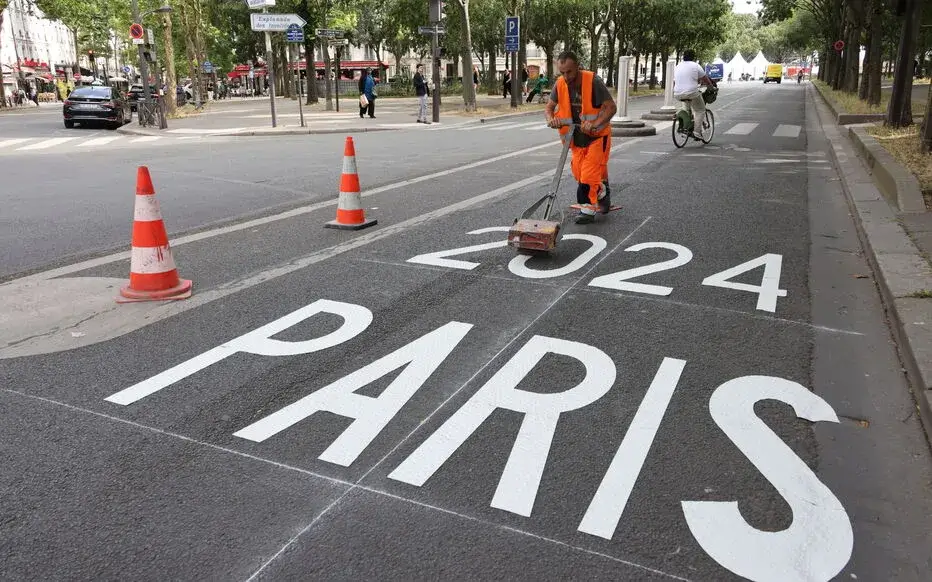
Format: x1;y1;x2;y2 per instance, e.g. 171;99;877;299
64;120;74;128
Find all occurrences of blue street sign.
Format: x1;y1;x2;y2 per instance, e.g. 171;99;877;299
286;23;304;43
121;65;131;74
705;63;724;80
202;60;213;74
505;16;519;36
505;35;519;52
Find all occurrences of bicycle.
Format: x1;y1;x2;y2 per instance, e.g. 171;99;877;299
672;85;717;148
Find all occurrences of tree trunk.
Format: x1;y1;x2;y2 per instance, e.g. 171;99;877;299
487;47;498;95
544;46;555;80
279;42;292;98
921;82;931;152
842;9;861;93
589;25;600;72
633;53;640;90
866;0;884;107
660;50;669;89
162;10;177;116
0;10;6;107
649;52;657;89
458;0;477;111
605;23;617;87
886;0;918;127
306;41;318;104
323;42;333;111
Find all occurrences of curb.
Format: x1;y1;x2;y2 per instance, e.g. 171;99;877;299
811;81;887;125
847;125;926;213
811;83;932;444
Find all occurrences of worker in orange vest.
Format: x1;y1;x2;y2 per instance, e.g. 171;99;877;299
545;50;618;224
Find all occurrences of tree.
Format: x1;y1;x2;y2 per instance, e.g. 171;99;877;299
526;0;573;79
456;0;477;110
0;0;9;108
886;0;919;127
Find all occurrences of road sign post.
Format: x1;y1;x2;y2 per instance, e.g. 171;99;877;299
505;16;520;109
250;12;308;128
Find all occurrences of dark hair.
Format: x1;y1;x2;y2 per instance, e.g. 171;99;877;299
683;49;696;62
416;63;424;70
557;50;579;64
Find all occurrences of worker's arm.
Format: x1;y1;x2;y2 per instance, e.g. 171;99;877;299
545;96;560;127
583;76;617;133
592;97;617;130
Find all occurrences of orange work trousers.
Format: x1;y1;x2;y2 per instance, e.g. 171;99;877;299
570;134;611;208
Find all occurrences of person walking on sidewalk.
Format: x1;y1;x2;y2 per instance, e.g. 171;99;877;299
358;69;377;119
414;64;431;124
545;50;617;224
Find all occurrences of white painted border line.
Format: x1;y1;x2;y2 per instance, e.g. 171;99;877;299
7;139;566;284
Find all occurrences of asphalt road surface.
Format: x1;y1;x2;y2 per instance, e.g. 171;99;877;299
2;83;931;582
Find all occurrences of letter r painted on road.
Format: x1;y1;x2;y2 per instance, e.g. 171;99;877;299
105;299;373;406
388;335;616;517
682;376;853;582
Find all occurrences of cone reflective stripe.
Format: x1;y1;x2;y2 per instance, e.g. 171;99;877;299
325;136;377;231
118;166;192;303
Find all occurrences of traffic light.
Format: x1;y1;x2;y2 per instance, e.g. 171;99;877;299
429;0;447;24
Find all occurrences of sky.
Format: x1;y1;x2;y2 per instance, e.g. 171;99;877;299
730;0;763;14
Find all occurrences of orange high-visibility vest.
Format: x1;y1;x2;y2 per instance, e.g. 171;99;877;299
554;70;611;145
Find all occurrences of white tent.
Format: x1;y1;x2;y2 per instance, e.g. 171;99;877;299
749;51;770;78
713;56;725;65
725;52;749;79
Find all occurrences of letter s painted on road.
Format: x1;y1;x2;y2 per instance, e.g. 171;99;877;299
682;376;853;582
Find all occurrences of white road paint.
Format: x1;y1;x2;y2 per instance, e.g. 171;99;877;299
11;139;580;285
18;137;76;150
130;136;163;143
509;234;606;279
78;136;121;147
105;299;373;405
682;376;853;582
0;138;31;148
408;227;510;269
772;124;802;138
487;122;540;131
723;123;758;135
589;242;693;296
388;335;617;517
578;357;687;539
234;322;473;466
702;254;786;313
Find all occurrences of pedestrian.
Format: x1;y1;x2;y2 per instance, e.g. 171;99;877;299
526;71;548;103
414;63;431;124
473;65;480;94
502;69;511;99
358;68;376;119
545;50;617;224
522;66;529;95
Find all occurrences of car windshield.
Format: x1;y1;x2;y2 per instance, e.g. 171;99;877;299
70;87;112;99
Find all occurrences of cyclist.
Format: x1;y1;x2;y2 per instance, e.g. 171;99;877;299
673;50;716;140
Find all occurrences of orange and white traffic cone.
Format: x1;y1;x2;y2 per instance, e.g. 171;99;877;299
117;166;193;303
325;136;377;231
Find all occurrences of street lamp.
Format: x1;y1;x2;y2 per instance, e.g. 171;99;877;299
141;6;172;19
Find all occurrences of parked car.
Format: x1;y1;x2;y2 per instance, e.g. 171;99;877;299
126;84;158;112
63;85;132;129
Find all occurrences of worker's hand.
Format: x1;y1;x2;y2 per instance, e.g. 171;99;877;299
547;116;560;128
580;120;594;134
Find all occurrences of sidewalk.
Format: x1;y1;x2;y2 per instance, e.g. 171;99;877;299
0;102;58;115
119;91;667;137
811;84;932;443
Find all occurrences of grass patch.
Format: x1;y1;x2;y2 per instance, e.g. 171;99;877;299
866;124;932;207
629;87;665;97
444;102;546;117
814;79;926;117
906;289;932;299
166;102;210;120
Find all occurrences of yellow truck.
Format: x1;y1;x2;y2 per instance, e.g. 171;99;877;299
764;64;784;84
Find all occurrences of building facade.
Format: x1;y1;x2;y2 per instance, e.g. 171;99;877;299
1;0;76;97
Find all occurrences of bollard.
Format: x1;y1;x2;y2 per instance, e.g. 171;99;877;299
611;56;655;136
660;58;676;112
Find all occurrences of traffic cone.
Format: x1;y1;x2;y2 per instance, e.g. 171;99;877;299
117;166;193;303
325;137;377;231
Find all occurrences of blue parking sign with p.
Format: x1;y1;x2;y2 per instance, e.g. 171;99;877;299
504;16;519;52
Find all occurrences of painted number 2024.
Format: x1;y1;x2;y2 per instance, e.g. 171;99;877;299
407;227;788;313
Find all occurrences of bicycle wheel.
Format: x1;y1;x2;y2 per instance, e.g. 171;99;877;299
700;110;715;144
672;115;689;148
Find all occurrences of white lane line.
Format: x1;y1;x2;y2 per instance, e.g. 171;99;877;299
78;136;121;147
723;123;757;135
130;136;162;143
2;388;690;582
456;122;512;131
243;215;655;582
773;124;802;138
0;138;32;148
9;139;571;283
17;137;76;150
487;121;539;131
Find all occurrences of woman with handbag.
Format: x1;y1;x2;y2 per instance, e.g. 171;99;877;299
358;69;377;119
